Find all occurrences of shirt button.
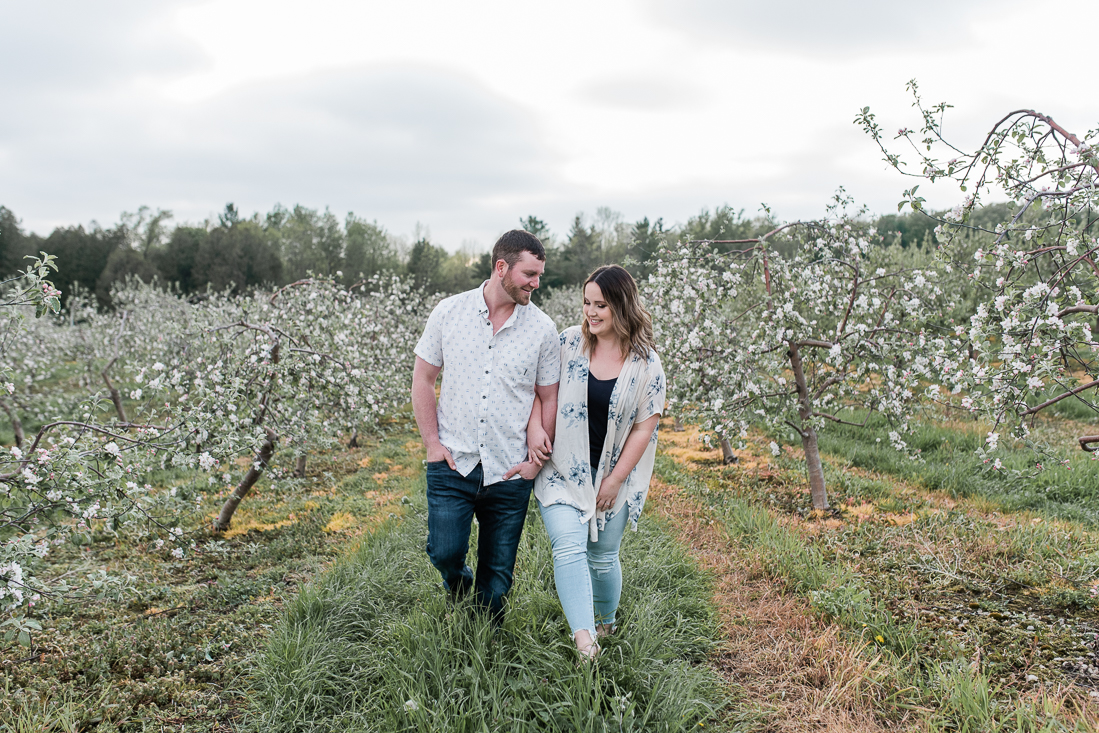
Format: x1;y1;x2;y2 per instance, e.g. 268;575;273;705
482;395;487;399
480;443;484;447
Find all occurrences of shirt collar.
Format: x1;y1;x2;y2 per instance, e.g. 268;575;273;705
477;281;490;319
478;280;524;330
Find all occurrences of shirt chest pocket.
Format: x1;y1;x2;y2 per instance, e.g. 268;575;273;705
492;342;537;391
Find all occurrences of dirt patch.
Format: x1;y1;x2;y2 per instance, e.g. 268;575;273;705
648;477;902;732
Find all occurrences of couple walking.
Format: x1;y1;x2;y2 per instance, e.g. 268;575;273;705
411;229;665;660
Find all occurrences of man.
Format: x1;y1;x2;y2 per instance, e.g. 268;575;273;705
412;229;560;622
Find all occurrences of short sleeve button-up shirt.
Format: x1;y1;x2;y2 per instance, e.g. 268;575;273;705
414;282;561;486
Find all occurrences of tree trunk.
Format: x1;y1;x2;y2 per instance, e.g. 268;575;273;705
0;399;23;448
348;429;359;448
214;428;277;532
787;341;829;510
293;454;307;478
719;437;737;464
673;415;686;432
799;427;828;510
101;360;127;423
102;314;130;423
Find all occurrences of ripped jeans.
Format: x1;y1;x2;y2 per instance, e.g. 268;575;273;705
538;502;629;637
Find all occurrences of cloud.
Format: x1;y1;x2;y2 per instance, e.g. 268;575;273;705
1;63;556;240
642;0;1014;55
575;76;704;111
0;1;201;96
2;0;1087;253
168;66;555;207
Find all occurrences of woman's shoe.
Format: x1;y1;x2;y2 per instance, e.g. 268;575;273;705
574;629;600;662
596;623;617;639
578;640;600;662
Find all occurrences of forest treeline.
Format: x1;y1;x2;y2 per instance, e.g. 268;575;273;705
0;201;1002;308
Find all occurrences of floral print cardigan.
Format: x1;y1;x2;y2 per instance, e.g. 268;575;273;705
533;326;666;540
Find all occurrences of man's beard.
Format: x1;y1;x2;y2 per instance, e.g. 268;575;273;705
502;272;531;305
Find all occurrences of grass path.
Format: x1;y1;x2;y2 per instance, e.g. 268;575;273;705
646;469;897;732
248;413;1099;732
657;422;1099;732
250;468;726;732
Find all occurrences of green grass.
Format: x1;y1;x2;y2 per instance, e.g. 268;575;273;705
0;430;422;732
249;474;728;732
655;449;1099;732
812;415;1099;525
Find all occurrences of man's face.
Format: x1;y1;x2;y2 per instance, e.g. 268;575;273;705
499;252;544;306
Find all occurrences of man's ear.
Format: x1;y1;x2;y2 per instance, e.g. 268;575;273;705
494;259;508;279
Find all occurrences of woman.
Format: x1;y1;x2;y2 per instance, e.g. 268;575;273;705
530;265;666;660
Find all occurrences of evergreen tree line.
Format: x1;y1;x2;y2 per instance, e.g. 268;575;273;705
0;201;975;308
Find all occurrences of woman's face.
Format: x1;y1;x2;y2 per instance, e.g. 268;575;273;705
583;281;613;338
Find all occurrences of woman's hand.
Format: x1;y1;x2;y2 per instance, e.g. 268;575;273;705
527;422;552;463
595;473;623;512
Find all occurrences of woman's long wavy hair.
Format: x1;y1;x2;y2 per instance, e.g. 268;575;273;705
581;265;656;361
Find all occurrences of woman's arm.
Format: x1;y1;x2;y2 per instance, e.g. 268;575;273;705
595;413;659;512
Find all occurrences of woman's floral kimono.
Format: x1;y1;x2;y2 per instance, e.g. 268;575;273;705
534;326;666;540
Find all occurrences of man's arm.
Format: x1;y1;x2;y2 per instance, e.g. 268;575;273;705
504;381;560;481
525;397;550;464
525;382;558;464
411;356;456;469
536;381;558;446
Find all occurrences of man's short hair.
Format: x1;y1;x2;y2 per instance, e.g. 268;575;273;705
491;229;546;270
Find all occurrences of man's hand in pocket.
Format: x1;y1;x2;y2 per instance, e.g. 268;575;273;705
502;460;542;481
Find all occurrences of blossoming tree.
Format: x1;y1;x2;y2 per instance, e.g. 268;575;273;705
0;272;428;640
857;83;1099;457
648;197;943;509
0;254;61;639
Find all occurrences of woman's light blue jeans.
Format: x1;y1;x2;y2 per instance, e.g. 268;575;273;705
538;502;629;636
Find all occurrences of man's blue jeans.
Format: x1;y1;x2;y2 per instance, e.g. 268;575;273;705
425;461;533;622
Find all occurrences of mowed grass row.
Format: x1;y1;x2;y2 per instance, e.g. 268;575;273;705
248;471;726;733
653;439;1099;732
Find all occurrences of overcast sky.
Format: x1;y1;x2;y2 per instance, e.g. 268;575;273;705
3;0;1096;251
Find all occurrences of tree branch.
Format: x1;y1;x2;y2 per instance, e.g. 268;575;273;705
812;411;872;428
783;419;807;439
1020;379;1099;416
1056;304;1099;319
1078;434;1099;452
268;279;314;304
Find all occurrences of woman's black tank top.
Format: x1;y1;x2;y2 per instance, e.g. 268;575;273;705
588;374;617;474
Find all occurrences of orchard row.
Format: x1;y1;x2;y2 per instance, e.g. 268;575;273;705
1;91;1097;640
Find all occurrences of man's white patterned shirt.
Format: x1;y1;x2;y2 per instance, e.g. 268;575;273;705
415;282;561;486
